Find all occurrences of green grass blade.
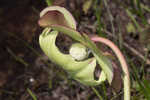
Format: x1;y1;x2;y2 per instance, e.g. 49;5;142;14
142;79;150;99
103;0;115;40
141;3;150;12
45;0;53;6
91;87;104;100
7;48;29;67
131;61;150;99
94;0;104;36
27;88;37;100
126;9;142;32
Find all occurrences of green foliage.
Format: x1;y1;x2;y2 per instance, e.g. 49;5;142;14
126;22;136;33
131;62;150;100
94;0;104;36
82;0;93;14
45;0;53;6
27;88;37;100
126;9;142;32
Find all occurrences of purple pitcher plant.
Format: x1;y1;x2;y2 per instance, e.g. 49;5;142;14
38;6;130;100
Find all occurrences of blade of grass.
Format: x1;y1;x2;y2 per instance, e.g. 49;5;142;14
126;9;142;32
94;0;104;36
117;16;123;49
91;87;104;100
140;49;149;77
111;91;123;100
142;79;150;96
45;0;53;6
7;47;29;67
133;0;147;25
141;4;150;12
27;88;37;100
102;83;107;100
130;61;150;99
103;0;115;41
